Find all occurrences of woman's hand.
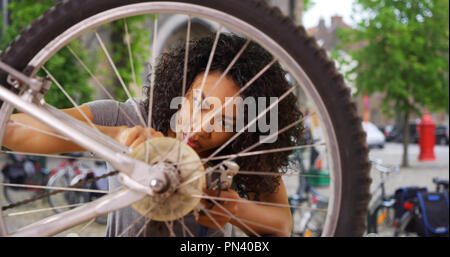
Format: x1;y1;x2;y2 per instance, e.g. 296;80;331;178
196;187;242;229
115;125;164;148
197;179;292;237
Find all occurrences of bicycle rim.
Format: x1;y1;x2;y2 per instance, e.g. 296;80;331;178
0;0;371;237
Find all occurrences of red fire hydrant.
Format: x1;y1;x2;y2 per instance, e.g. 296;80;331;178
418;110;436;161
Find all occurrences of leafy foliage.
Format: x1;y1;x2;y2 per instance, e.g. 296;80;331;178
304;0;315;12
338;0;449;116
107;16;151;102
1;2;152;107
0;0;94;108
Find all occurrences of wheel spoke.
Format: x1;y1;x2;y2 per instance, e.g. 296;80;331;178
191;194;327;212
75;28;166;159
0;149;102;161
208;198;261;237
7;120;71;141
197;204;227;236
205;39;251;97
230;170;329;178
0;182;108;194
205;85;297;163
94;30;148;130
0;2;354;237
118;203;155;237
178;216;194;237
194;58;276;137
3;203;84;217
182;25;223;145
42;66;100;134
182;16;192;98
181;37;252;144
123;18;138;96
147;16;159;129
67;45;144;129
177;114;316;189
178;140;321;169
77;218;96;235
207;208;286;236
163;220;176;237
136;216;154;237
205;142;326;162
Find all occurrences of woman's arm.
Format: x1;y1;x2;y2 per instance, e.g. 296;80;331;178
198;178;292;237
232;179;292;237
3;105;160;153
4;105;97;153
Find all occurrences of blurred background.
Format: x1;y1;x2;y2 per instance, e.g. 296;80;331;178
0;0;448;237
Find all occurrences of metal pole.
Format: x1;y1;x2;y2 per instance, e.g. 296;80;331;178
289;0;296;21
2;0;8;35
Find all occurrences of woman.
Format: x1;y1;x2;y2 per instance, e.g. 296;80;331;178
3;33;303;237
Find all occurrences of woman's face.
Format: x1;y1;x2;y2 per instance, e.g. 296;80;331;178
171;71;240;157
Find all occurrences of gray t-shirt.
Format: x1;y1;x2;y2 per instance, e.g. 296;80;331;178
85;98;229;237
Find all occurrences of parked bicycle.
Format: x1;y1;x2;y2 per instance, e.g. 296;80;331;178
0;0;371;237
288;145;329;237
1;151;50;205
46;153;108;224
366;158;400;236
393;177;449;237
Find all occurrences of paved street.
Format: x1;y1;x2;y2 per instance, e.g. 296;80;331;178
367;142;449;236
1;142;448;237
368;143;449;196
281;142;449;237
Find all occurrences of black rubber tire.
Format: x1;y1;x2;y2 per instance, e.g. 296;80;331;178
46;171;75;214
2;169;48;205
0;0;371;236
2;178;18;205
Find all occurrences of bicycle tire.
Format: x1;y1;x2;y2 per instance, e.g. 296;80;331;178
47;169;108;225
394;211;415;237
46;170;79;214
0;0;371;236
3;170;48;206
367;205;395;235
3;178;35;206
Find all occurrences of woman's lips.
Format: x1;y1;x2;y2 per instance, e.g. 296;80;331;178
182;133;200;149
187;138;200;149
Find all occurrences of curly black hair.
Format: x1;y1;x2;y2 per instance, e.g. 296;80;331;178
143;33;303;196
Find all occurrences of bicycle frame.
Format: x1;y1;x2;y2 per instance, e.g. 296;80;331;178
0;1;348;237
0;72;165;236
366;160;398;235
4;83;193;236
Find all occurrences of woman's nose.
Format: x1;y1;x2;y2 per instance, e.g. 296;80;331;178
179;110;212;138
193;113;212;139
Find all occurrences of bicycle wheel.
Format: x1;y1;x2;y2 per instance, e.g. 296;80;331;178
0;0;371;237
2;162;48;206
393;211;418;237
47;169;82;214
367;204;396;236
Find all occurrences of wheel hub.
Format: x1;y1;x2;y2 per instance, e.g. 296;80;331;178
128;137;205;222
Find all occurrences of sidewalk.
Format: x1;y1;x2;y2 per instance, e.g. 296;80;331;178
368;143;448;237
369;143;449;196
282;142;449;237
1;143;447;237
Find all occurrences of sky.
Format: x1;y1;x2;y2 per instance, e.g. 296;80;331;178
302;0;357;29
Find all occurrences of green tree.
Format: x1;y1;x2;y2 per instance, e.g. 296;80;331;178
338;0;449;167
108;16;151;102
304;0;315;11
1;1;152;109
0;0;94;108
